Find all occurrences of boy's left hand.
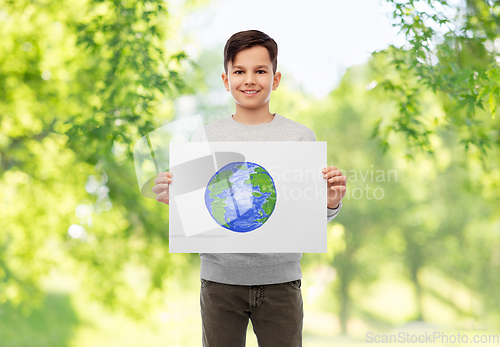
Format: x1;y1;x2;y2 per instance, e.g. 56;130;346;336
322;166;346;209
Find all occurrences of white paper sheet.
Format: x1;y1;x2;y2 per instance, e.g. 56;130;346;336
169;142;328;253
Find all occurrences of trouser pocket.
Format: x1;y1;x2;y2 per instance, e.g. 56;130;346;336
200;278;213;288
288;279;301;291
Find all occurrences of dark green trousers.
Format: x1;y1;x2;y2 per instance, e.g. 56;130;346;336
200;278;303;347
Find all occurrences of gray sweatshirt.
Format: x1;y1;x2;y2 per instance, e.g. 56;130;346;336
190;113;342;285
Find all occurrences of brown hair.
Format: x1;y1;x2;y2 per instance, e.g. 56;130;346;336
223;30;278;75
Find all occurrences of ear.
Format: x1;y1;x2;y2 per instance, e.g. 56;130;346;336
272;71;282;91
221;73;229;91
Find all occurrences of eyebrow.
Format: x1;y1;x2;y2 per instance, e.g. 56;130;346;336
232;65;269;70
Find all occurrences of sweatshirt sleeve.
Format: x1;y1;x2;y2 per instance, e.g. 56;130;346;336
327;201;342;223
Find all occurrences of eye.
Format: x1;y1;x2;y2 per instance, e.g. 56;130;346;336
257;70;266;74
234;70;243;74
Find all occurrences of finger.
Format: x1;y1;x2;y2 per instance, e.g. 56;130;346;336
156;191;169;200
157;171;170;178
157;198;169;205
152;183;169;195
323;170;342;179
155;176;172;185
328;176;347;185
322;166;337;174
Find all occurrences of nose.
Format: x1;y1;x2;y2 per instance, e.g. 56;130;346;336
244;72;256;85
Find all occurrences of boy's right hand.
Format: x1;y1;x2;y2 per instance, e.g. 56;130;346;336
152;172;173;205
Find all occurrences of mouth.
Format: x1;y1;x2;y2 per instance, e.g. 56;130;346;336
241;90;260;96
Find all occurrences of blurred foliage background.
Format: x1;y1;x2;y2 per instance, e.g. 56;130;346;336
1;0;499;346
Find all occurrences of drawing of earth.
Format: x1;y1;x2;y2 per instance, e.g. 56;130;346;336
204;161;277;233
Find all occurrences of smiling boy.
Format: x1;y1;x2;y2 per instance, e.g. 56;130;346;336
153;30;346;346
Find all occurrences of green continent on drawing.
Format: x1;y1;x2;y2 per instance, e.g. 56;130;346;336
204;162;277;232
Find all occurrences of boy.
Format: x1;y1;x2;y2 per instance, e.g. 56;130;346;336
153;30;346;346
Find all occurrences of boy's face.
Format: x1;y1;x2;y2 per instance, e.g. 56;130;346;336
222;46;281;112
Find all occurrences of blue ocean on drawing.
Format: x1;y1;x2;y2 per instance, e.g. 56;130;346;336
204;162;277;233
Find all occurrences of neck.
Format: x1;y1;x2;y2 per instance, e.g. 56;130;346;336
232;106;275;125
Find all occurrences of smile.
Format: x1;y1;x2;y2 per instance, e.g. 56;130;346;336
241;90;259;96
